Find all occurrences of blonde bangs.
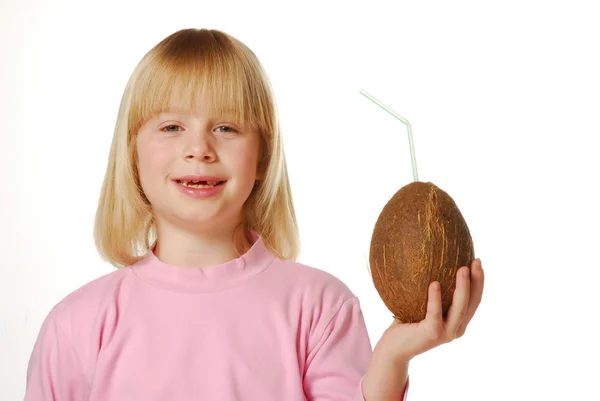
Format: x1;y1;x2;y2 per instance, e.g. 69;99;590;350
128;33;268;135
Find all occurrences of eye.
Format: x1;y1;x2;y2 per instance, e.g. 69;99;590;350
160;124;183;133
215;125;238;134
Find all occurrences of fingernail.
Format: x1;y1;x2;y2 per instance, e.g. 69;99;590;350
477;258;482;268
463;268;470;278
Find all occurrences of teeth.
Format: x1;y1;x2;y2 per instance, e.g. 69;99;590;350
180;180;219;188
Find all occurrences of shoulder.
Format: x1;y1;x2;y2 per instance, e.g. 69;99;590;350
269;257;358;311
268;259;370;354
53;266;132;311
31;263;141;379
49;265;136;339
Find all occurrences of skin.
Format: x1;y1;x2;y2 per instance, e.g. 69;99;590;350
362;258;485;400
136;107;261;268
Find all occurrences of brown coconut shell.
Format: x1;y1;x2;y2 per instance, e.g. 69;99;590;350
369;181;474;323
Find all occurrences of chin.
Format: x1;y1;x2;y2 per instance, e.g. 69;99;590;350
178;213;223;229
152;198;244;232
179;209;242;232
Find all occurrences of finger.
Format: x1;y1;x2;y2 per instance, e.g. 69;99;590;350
456;258;485;336
423;281;444;341
445;266;471;338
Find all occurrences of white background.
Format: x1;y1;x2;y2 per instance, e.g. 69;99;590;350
2;0;599;400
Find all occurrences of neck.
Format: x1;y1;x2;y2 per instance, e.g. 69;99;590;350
153;220;252;268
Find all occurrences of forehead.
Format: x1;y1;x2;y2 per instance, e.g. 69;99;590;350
137;97;243;129
162;98;239;119
130;64;262;132
152;85;247;121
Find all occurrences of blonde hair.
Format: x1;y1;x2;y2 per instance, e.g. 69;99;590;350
94;28;300;268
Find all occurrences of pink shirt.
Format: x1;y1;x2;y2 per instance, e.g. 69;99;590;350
25;235;408;400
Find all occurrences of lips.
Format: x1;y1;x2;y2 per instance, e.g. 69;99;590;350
172;175;227;199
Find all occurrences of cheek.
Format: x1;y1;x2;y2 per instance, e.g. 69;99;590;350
137;142;172;191
235;144;261;182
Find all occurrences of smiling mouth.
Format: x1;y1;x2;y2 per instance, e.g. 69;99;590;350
176;180;225;188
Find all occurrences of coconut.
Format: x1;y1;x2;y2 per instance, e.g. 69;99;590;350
369;181;475;323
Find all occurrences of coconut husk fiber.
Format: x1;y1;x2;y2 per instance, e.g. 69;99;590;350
369;181;475;323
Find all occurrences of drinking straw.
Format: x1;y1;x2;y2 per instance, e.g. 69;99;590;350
359;89;419;182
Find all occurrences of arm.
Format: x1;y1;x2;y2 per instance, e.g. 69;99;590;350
24;310;88;401
362;346;409;401
302;297;408;401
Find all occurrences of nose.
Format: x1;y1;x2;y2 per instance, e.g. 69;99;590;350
183;132;217;163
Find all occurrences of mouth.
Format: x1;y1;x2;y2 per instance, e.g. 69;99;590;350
175;179;226;188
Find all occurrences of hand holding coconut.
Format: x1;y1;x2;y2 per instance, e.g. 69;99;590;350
357;91;486;400
362;258;484;400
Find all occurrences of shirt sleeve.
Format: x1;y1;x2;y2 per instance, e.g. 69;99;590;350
303;297;409;401
24;310;89;401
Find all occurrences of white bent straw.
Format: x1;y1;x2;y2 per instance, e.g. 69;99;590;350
359;89;419;182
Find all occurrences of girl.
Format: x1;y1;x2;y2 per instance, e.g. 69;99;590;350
24;28;484;401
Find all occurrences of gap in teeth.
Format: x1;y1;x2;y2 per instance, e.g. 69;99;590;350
180;180;218;188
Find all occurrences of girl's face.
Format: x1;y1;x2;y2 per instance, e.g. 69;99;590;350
136;107;261;234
